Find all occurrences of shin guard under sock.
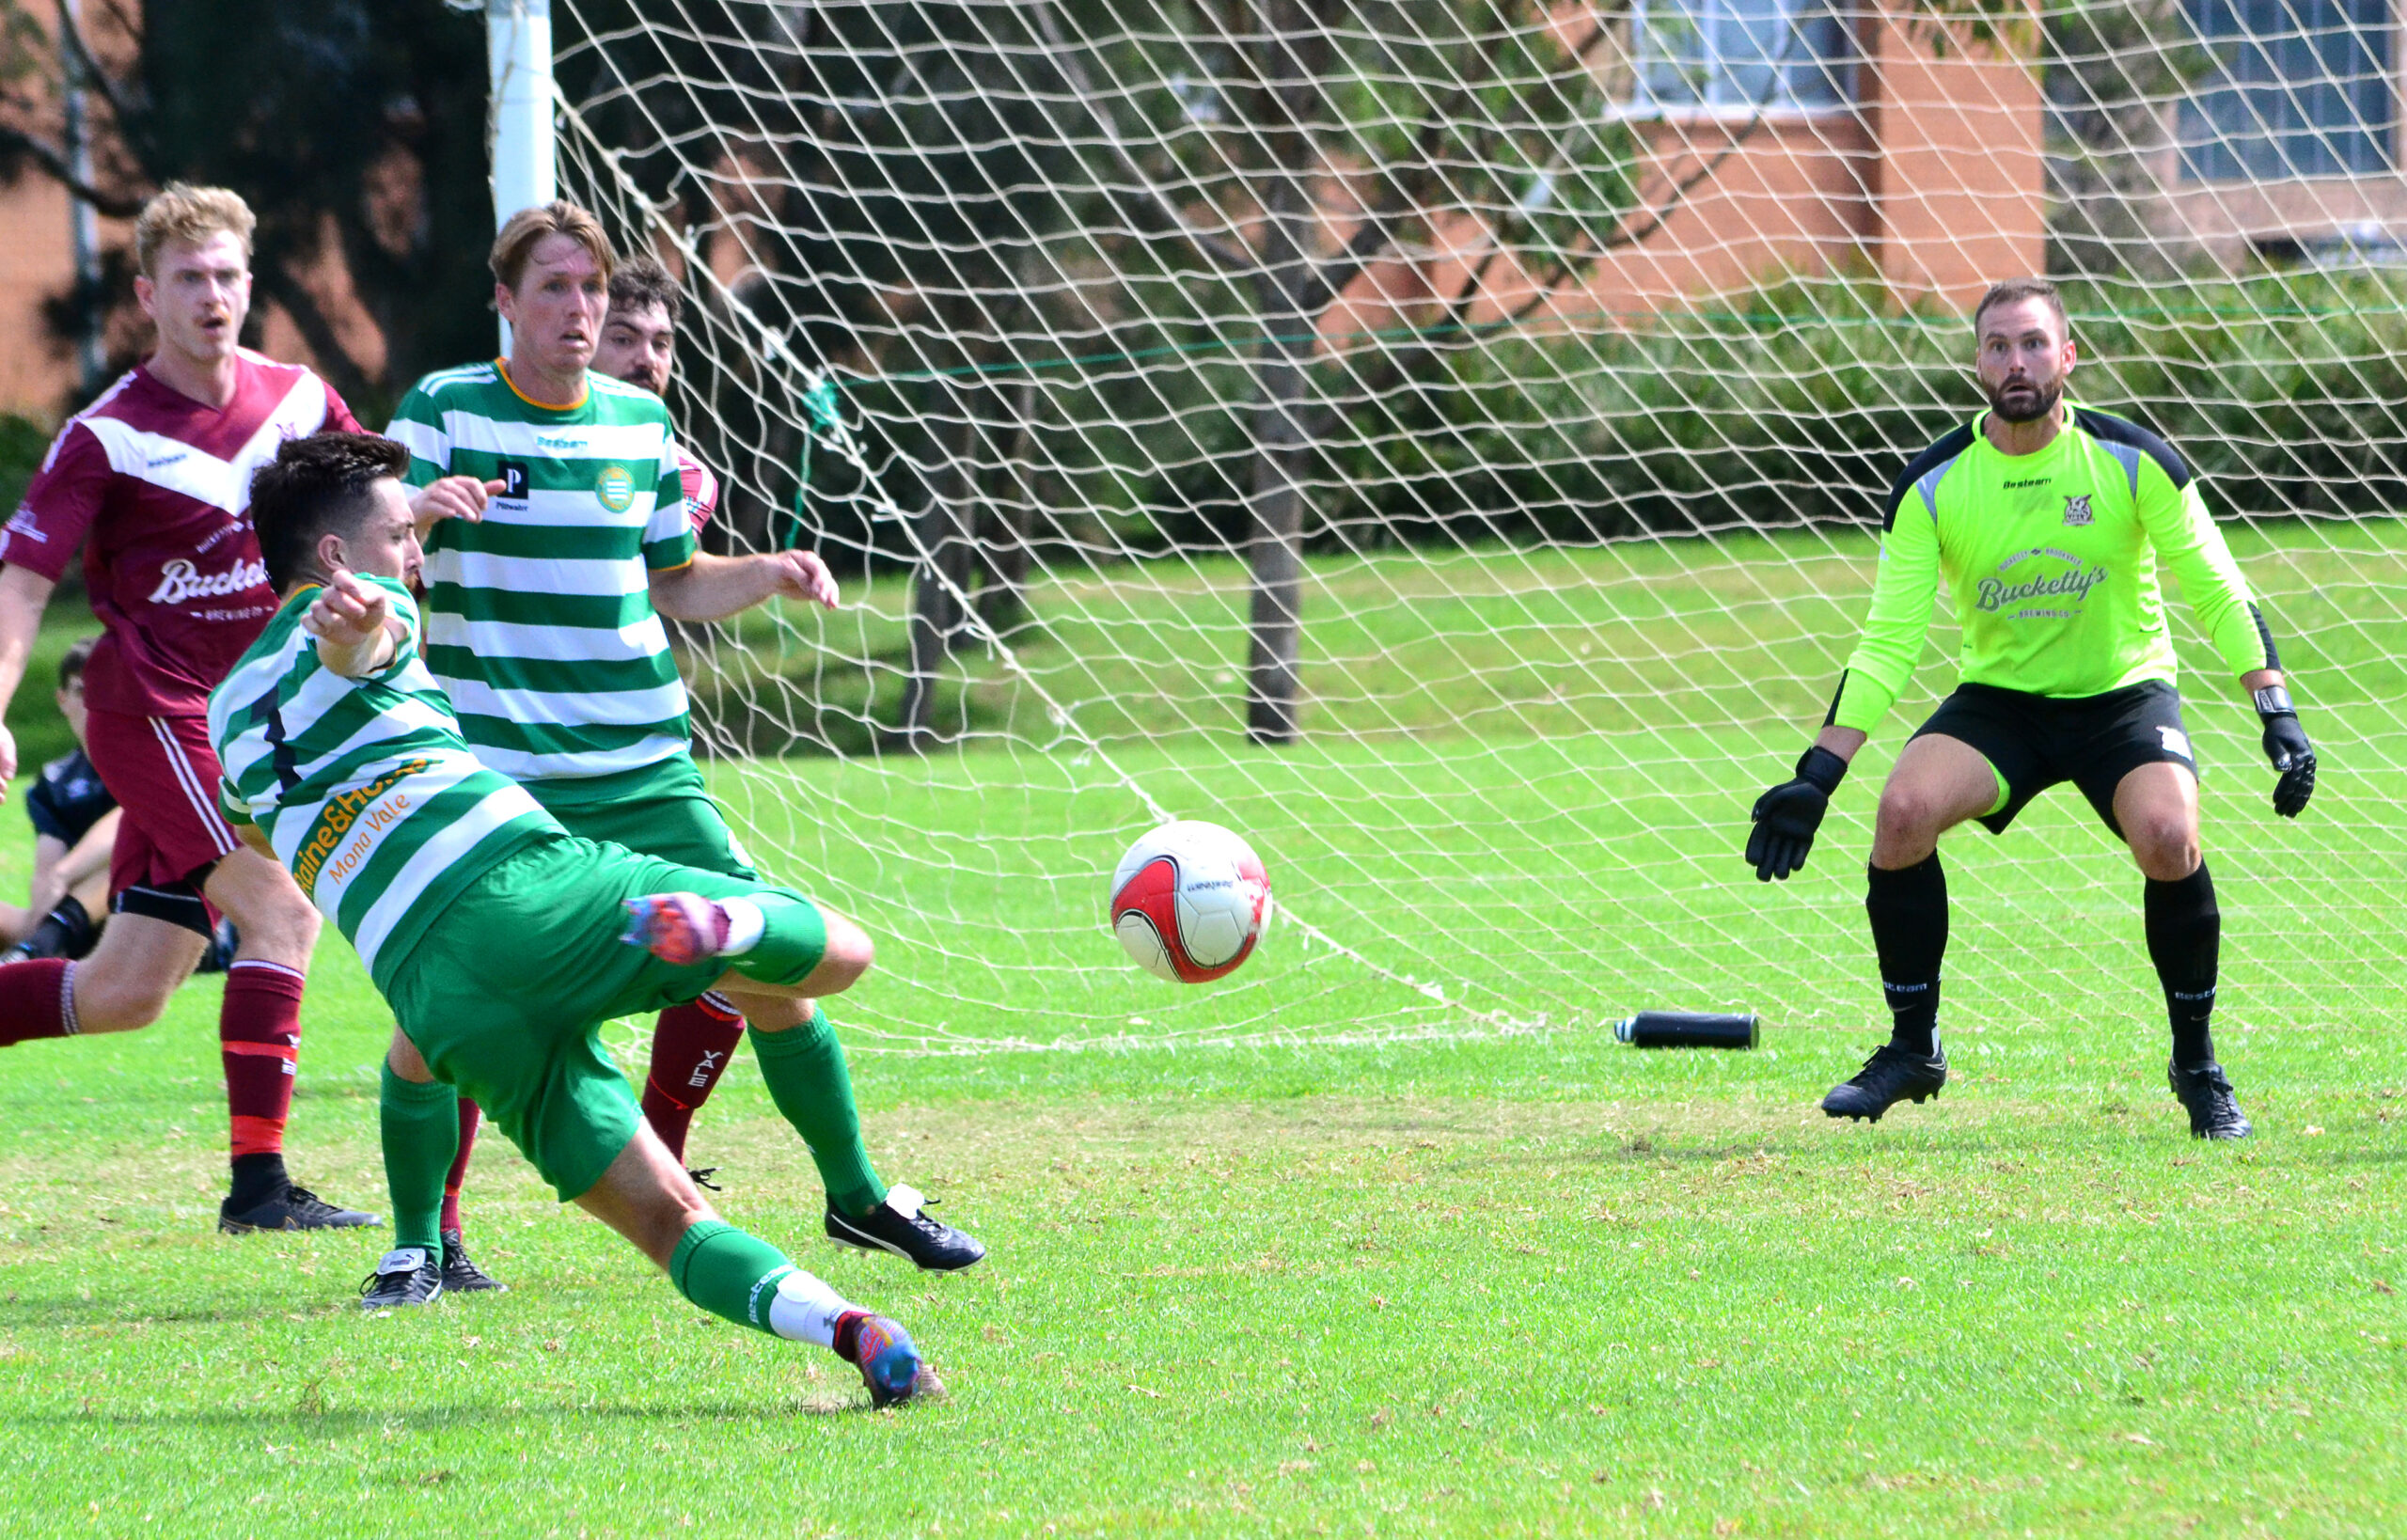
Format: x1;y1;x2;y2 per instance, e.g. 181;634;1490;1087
0;958;77;1045
2146;862;2221;1068
222;960;305;1161
642;993;748;1160
441;1098;482;1235
380;1065;459;1253
747;1009;886;1218
1865;855;1949;1057
668;1219;854;1345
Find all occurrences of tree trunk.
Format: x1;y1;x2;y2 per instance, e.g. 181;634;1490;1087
1243;8;1326;747
972;374;1039;637
899;372;978;744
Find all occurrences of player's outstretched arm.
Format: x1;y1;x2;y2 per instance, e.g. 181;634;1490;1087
2245;670;2316;818
303;567;403;678
649;550;841;622
1747;726;1866;883
0;565;59;795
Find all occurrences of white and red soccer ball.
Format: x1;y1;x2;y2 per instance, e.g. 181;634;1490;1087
1109;821;1271;983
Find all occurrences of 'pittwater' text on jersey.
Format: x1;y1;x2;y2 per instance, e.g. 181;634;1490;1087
385;362;699;782
1830;405;2277;732
207;578;557;990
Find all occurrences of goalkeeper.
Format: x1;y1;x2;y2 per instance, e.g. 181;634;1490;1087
210;432;935;1406
1744;278;2315;1140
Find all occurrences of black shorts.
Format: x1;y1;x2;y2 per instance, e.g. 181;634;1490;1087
1909;680;2195;837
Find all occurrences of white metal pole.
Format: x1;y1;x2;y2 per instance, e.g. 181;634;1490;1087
486;0;556;350
61;0;104;394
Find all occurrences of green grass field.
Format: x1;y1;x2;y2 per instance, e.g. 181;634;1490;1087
3;531;2405;1536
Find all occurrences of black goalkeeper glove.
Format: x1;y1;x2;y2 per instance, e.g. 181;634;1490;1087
2253;684;2316;818
1746;746;1849;883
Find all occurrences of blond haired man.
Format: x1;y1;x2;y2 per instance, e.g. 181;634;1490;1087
0;183;377;1232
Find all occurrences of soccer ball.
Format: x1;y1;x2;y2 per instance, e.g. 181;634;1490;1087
1109;821;1272;983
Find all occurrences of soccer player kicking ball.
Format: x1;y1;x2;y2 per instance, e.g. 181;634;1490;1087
1745;278;2316;1140
211;432;936;1406
385;202;981;1281
0;184;376;1231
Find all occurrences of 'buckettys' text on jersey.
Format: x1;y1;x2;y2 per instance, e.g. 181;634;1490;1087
207;577;558;991
1829;405;2277;732
385;362;698;782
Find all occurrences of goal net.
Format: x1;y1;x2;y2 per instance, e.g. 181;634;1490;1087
546;0;2407;1057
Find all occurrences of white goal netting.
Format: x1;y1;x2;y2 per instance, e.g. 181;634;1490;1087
548;0;2407;1056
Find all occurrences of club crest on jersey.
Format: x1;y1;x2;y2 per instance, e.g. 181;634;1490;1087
2062;494;2094;526
595;464;636;513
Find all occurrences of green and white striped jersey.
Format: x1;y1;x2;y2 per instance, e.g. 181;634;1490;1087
385;361;699;783
207;576;558;990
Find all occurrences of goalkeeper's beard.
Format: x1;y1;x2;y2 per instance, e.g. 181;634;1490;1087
1988;374;2063;425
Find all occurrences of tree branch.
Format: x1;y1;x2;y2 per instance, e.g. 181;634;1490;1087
251;258;378;410
55;1;139;136
0;125;144;215
1031;0;1251;273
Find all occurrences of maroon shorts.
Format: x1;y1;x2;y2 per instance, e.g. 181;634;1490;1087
84;705;238;935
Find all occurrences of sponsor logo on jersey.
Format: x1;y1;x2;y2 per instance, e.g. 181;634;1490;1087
1974;561;2108;614
595;464;636;513
496;459;531;501
535;433;589;452
149;557;269;605
2062;494;2094;526
2003;478;2050;490
145;451;188;469
6;508;47;543
291;758;433;893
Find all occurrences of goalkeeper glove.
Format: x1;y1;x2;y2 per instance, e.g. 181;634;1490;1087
1746;746;1849;883
2252;684;2317;818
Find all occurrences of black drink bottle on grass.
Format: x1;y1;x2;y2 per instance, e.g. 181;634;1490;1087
1614;1012;1758;1049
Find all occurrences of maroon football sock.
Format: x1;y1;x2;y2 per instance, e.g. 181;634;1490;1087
441;1097;482;1234
640;994;747;1161
0;958;79;1045
222;959;305;1160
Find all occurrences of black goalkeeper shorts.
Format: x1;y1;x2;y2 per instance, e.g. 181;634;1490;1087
1909;679;2195;838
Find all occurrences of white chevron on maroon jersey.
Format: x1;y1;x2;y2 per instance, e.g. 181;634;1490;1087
5;350;362;716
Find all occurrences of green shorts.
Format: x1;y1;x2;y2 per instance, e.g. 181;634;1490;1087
381;830;826;1202
526;755;757;879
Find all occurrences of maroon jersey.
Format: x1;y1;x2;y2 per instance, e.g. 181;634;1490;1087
678;446;720;535
3;351;362;717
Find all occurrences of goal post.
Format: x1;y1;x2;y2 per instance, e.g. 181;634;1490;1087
508;1;2407;1057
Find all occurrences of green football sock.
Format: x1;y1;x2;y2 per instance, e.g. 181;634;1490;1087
747;1009;887;1218
668;1219;852;1346
379;1064;458;1253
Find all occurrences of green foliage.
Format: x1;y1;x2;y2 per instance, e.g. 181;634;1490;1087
0;412;44;519
1290;270;2407;542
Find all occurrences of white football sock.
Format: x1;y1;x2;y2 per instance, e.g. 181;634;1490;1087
763;1266;853;1347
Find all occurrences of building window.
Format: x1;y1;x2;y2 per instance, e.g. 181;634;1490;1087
2180;0;2396;181
1628;0;1856;112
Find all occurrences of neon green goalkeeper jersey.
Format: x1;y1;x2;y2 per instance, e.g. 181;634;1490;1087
385;361;698;783
207;577;557;991
1830;404;2277;732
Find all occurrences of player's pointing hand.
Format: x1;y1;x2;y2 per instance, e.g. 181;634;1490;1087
408;474;503;533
